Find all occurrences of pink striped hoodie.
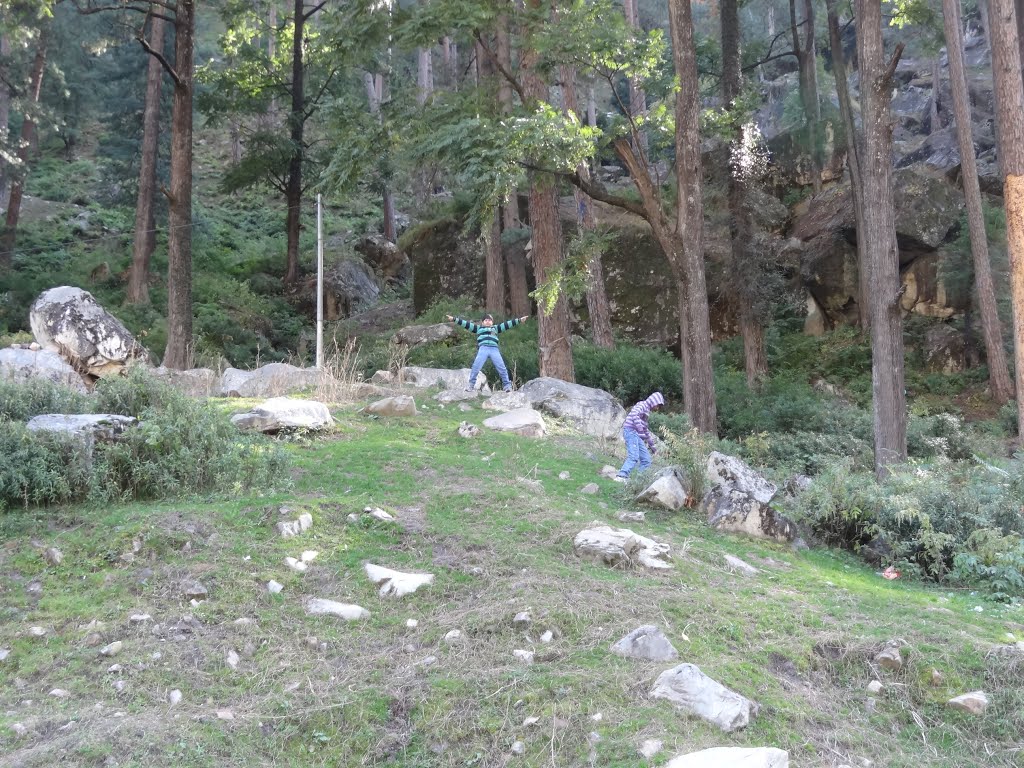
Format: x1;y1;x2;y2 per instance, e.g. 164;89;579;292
622;392;665;448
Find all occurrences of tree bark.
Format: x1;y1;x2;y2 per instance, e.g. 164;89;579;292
1;28;48;271
163;0;196;369
417;46;434;105
364;72;397;243
497;13;528;315
268;0;278;117
128;15;165;305
826;0;870;331
930;55;942;133
485;209;505;312
623;0;650;162
0;34;11;213
722;0;767;386
990;0;1024;432
667;0;716;431
791;0;822;193
283;0;305;286
943;0;1014;404
856;0;907;476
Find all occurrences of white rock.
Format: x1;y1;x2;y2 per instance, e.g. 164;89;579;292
267;580;284;594
706;452;778;504
366;395;418;417
639;738;663;758
233;618;255;626
616;509;646;523
406;619;419;628
636;467;690;511
168;689;182;706
364;563;435;597
11;722;28;737
519;377;627;440
107;664;122;673
399;366;489;392
724;554;759;577
664;747;789;768
276;512;313;539
523;716;540;727
540;630;554;643
443;630;463;645
298;513;313;531
482;407;547;437
129;613;151;624
590;712;602;722
0;347;88;392
611;625;679;662
580;483;600;494
559;471;571;480
29;627;47;637
599;465;619;479
435;388;479;404
232;397;334;433
573;524;672;569
216;709;235;721
482;390;530;411
513;611;531;627
305;599;370;621
703;487;798;542
948;690;988;715
651;663;759;732
219;363;323;398
284;557;308;573
300;551;318;563
49;688;71;698
226;650;240;670
99;641;123;657
365;506;395;522
511;740;526;755
513;649;535;664
867;680;883;694
0;648;10;661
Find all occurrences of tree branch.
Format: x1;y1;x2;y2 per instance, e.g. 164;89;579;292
137;26;181;86
301;0;327;22
473;30;528;105
881;41;905;87
73;0;177;21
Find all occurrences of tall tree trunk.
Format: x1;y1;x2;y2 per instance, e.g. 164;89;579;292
417;46;434;104
128;15;165;305
979;0;992;50
857;0;907;476
0;34;11;213
283;0;305;286
623;0;649;162
498;14;529;316
522;2;574;382
1;28;48;271
668;0;716;431
561;62;614;348
163;0;196;369
268;0;278;117
826;0;871;331
722;0;767;386
364;72;397;243
943;0;1014;403
791;0;822;193
485;209;505;312
990;0;1024;432
930;55;942;133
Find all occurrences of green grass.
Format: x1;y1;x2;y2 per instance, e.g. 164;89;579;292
1;396;1022;767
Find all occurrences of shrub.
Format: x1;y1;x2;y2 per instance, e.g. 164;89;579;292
0;421;92;512
0;378;93;422
573;343;683;405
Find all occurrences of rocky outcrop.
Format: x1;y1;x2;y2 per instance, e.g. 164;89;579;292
391;323;458;347
150;367;218;397
220;363;323;398
399;366;489;392
519;377;626;440
0;347;88;392
29;287;148;377
706;453;777;504
296;257;381;322
230;398;334;433
355;232;411;284
703;487;798;542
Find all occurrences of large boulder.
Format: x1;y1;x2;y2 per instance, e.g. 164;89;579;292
355;232;411;284
295;257;381;322
519;377;626;440
29;286;148;377
230;398;334;433
706;452;777;504
150;367;218;398
922;324;967;373
665;747;789;768
636;467;691;511
391;323;458;347
482;407;546;437
366;395;418;417
702;486;798;542
399;366;489;392
610;625;679;662
27;413;137;442
573;524;672;569
650;663;759;732
219;363;323;398
0;347;88;392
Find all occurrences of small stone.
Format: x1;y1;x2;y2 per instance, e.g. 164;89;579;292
540;630;553;643
513;611;531;627
580;483;600;495
49;688;71;698
168;689;182;706
931;668;944;686
304;599;369;621
443;629;463;645
616;509;645;523
304;636;319;650
11;723;28;737
233;618;255;626
300;550;318;563
406;619;418;628
226;650;240;670
107;664;122;673
29;626;47;637
365;506;395;522
723;554;760;577
523;716;540;727
588;731;601;744
0;648;10;662
867;680;883;694
511;741;526;756
298;513;313;531
99;641;123;657
216;709;235;720
184;582;208;601
284;557;307;573
639;739;663;758
189;599;203;608
44;547;63;566
948;690;988;715
129;613;151;625
599;465;618;479
267;580;284;594
875;643;902;671
417;655;438;666
590;712;602;722
113;680;128;694
346;514;359;524
864;698;877;713
559;471;571;480
513;649;534;664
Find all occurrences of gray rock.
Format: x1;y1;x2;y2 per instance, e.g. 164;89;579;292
724;554;759;577
457;421;481;438
664;747;789;768
580;483;600;495
364;563;434;597
366;395;418;417
651;663;759;732
231;397;334;433
611;625;679;662
922;324;966;373
435;388;478;404
482;408;547;437
875;644;903;671
948;690;988;715
43;547;64;566
0;347;88;392
29;286;148;376
616;509;646;523
305;598;370;621
636;467;691;511
399;365;489;392
168;689;182;706
27;413;137;444
482;390;530;411
706;452;777;504
573;524;672;569
183;582;208;601
519;377;626;440
150;367;218;397
219;363;323;398
703;487;798;542
99;641;123;657
392;323;458;347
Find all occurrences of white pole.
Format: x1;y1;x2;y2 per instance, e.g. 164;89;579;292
316;194;324;369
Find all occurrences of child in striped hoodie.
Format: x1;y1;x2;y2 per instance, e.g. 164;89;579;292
446;313;530;391
614;391;665;482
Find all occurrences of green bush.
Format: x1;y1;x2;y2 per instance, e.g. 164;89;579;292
0;378;93;421
574;344;683;405
0;421;92;511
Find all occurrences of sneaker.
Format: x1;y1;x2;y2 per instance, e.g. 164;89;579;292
503;386;513;392
465;387;475;392
613;476;627;483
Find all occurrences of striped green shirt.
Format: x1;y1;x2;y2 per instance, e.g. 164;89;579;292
454;317;522;348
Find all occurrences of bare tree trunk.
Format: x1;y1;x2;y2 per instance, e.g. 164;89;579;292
668;0;716;431
364;72;397;243
1;28;48;270
930;55;942;133
623;0;650;162
827;0;871;331
722;0;767;386
0;34;11;213
857;0;907;475
979;0;992;49
791;0;822;193
417;46;434;104
485;209;505;312
283;0;305;286
990;0;1024;432
163;0;196;369
128;15;165;305
942;0;1014;403
268;0;278;117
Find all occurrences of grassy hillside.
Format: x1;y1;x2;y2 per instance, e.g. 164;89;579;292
1;392;1021;767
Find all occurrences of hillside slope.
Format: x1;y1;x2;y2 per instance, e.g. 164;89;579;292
0;395;1022;767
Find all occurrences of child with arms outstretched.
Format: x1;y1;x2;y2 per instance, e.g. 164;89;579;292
446;313;530;392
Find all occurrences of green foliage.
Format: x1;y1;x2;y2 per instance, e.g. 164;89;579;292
531;227;617;315
573;343;683;405
0;378;92;421
0;421;92;512
652;413;719;500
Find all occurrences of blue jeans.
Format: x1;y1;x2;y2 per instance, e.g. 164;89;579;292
617;428;651;478
470;346;511;390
